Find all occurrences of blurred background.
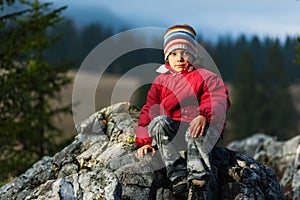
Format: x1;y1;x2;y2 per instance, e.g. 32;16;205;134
0;0;299;185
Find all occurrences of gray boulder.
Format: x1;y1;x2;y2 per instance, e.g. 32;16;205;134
0;102;293;200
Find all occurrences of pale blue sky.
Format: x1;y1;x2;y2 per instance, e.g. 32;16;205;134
56;0;300;42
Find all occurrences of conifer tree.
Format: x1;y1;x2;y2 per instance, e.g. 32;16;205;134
229;50;258;139
294;37;300;69
0;0;72;183
256;40;297;138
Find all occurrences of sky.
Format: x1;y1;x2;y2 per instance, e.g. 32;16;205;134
54;0;300;42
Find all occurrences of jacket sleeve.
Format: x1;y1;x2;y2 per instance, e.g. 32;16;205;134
136;79;161;147
198;70;230;134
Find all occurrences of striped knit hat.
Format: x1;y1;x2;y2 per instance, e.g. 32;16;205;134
163;24;197;60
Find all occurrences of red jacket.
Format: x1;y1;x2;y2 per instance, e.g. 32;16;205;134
136;64;230;147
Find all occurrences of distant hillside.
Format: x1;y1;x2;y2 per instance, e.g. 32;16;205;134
62;5;131;32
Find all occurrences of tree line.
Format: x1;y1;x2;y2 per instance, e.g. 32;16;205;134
45;19;299;83
0;0;299;186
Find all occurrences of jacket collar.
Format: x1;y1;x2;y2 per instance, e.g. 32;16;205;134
156;64;170;73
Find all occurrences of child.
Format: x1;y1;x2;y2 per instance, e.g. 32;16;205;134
135;24;230;199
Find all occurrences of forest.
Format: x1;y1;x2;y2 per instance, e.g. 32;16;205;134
0;0;299;187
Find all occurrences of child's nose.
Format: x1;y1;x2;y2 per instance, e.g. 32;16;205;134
176;54;184;61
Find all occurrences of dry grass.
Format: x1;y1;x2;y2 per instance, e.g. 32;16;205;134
53;70;141;139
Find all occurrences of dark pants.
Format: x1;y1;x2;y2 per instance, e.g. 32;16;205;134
149;115;216;183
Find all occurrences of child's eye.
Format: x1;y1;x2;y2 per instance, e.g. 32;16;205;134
170;51;190;57
182;51;190;56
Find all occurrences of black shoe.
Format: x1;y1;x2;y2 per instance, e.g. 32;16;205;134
172;177;188;199
187;179;207;200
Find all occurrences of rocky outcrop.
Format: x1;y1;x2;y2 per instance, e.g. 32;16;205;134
0;102;296;200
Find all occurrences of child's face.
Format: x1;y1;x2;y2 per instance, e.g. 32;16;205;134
168;49;193;72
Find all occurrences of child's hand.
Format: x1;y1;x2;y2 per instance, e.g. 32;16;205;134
190;115;207;138
137;144;156;158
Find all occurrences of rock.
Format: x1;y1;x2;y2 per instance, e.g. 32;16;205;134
228;134;300;199
0;156;55;200
211;146;285;199
0;102;294;200
22;169;122;200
